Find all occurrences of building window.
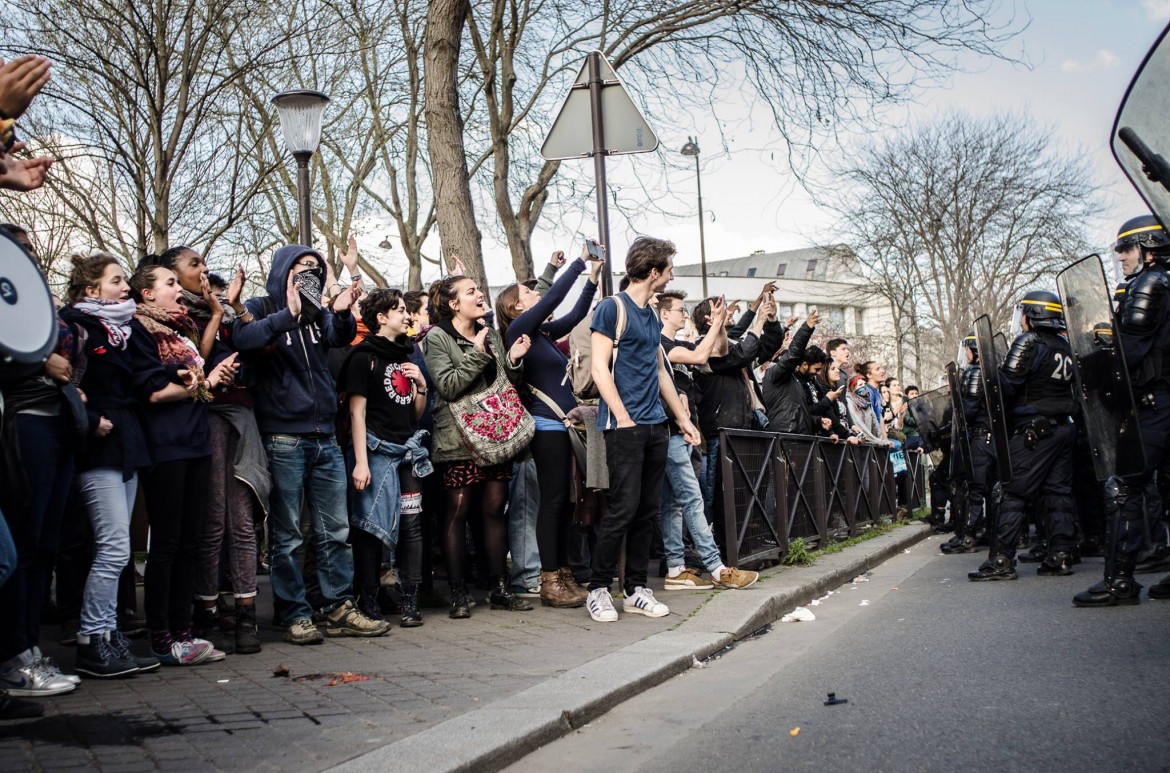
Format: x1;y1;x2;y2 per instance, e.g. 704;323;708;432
719;271;729;276
821;305;845;330
776;263;787;276
746;267;757;277
806;259;818;274
855;308;865;336
778;303;793;319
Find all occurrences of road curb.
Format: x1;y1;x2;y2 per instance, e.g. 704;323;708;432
329;522;932;773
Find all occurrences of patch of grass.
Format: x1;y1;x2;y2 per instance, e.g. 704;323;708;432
781;517;912;566
782;537;816;566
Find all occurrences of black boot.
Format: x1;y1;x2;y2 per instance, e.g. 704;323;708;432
1073;560;1142;607
234;605;262;655
400;584;424;627
488;577;534;611
192;605;233;653
968;555;1018;582
1148;573;1170;599
449;581;472;619
356;592;384;621
1135;545;1170;574
1017;543;1047;563
941;535;977;555
1037;551;1074;577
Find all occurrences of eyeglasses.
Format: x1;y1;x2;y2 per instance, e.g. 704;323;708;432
295;259;320;269
667;306;685;315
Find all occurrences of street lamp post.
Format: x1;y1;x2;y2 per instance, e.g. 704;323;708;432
680;136;708;298
271;90;330;247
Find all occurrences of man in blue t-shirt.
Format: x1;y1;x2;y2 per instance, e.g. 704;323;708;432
585;237;701;623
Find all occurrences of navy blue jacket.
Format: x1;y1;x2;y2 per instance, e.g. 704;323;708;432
231;245;357;435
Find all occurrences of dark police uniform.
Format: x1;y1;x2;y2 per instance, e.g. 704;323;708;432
1076;261;1170;603
970;325;1076;580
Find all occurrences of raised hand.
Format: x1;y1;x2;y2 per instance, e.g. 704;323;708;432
286;270;302;318
332;282;361;313
551;250;567;268
200;273;224;316
0;56;52;119
508;333;532;362
227;264;245;307
0;145;53;192
207;353;240;389
340;234;360;275
472;327;489;353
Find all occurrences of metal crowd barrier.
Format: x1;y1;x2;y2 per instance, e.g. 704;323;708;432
718;429;926;567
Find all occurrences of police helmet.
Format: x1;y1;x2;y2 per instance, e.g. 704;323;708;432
1017;290;1065;331
1114;214;1170;255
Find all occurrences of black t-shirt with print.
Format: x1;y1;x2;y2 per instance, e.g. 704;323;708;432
344;341;417;445
661;336;699;435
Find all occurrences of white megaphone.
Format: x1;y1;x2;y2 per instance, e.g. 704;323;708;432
0;228;57;384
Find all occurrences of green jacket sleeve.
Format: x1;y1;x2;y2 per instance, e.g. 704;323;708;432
423;328;494;401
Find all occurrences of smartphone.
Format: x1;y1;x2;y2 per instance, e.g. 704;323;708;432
808;305;818;315
585;239;604;259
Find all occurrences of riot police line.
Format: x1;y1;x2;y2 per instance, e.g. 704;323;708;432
713;427;927;568
908;215;1170;607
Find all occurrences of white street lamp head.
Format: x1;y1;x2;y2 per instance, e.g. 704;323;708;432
271;90;330;155
680;137;700;157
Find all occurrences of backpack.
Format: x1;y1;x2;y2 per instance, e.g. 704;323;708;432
565;293;628;401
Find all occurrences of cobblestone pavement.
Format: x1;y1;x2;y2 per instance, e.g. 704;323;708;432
1;578;715;772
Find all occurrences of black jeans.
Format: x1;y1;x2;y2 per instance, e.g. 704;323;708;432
141;456;211;633
0;414;74;661
531;431;573;572
589;423;669;594
352;466;422;595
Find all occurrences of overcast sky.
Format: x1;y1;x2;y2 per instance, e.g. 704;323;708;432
401;0;1170;287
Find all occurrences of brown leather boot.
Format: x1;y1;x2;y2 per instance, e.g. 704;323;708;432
539;571;584;608
557;567;589;605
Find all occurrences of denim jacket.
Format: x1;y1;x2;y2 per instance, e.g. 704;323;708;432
351;428;433;548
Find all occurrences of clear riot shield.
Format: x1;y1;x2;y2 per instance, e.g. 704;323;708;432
973;314;1014;484
994;332;1008;357
907;386;951;454
946;361;974;480
1056;254;1146;481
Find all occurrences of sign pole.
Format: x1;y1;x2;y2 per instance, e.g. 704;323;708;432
587;51;614;296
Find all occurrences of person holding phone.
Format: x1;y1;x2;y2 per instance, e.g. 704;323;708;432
761;308;819;433
495;243;602;608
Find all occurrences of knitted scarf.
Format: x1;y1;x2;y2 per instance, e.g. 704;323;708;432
72;297;136;349
134;302;212;402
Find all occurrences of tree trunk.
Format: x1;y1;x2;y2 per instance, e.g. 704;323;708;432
424;0;487;296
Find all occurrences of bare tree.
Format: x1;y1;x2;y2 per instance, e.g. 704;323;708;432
455;0;1023;282
830;112;1100;385
425;0;488;292
5;0;300;260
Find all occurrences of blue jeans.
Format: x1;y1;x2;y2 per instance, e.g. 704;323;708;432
265;434;354;626
508;455;540;590
700;435;720;524
0;511;15;589
661;434;723;572
77;469;137;636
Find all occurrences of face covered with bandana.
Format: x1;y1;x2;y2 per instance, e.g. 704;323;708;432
292;252;325;323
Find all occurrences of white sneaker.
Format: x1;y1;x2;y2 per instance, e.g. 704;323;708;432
0;650;76;697
587;588;619;622
623;587;669;618
32;647;81;686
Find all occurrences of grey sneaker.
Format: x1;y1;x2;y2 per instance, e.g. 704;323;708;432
324;600;391;638
31;647;81;685
284;619;324;645
0;650;77;696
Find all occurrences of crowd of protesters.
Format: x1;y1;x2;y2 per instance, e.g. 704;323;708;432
0;54;908;720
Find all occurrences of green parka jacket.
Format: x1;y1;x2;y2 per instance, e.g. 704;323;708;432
420;319;523;463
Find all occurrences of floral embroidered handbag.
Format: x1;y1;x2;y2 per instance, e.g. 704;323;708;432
448;363;535;467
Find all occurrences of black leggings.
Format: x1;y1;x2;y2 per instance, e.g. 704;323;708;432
141;456;211;633
444;480;509;585
532;431;573;571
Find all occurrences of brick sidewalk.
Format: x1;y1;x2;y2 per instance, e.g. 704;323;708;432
1;578;714;772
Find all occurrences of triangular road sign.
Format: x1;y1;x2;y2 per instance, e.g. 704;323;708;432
540;51;659;161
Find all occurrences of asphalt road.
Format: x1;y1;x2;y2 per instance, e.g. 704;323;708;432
509;537;1170;773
